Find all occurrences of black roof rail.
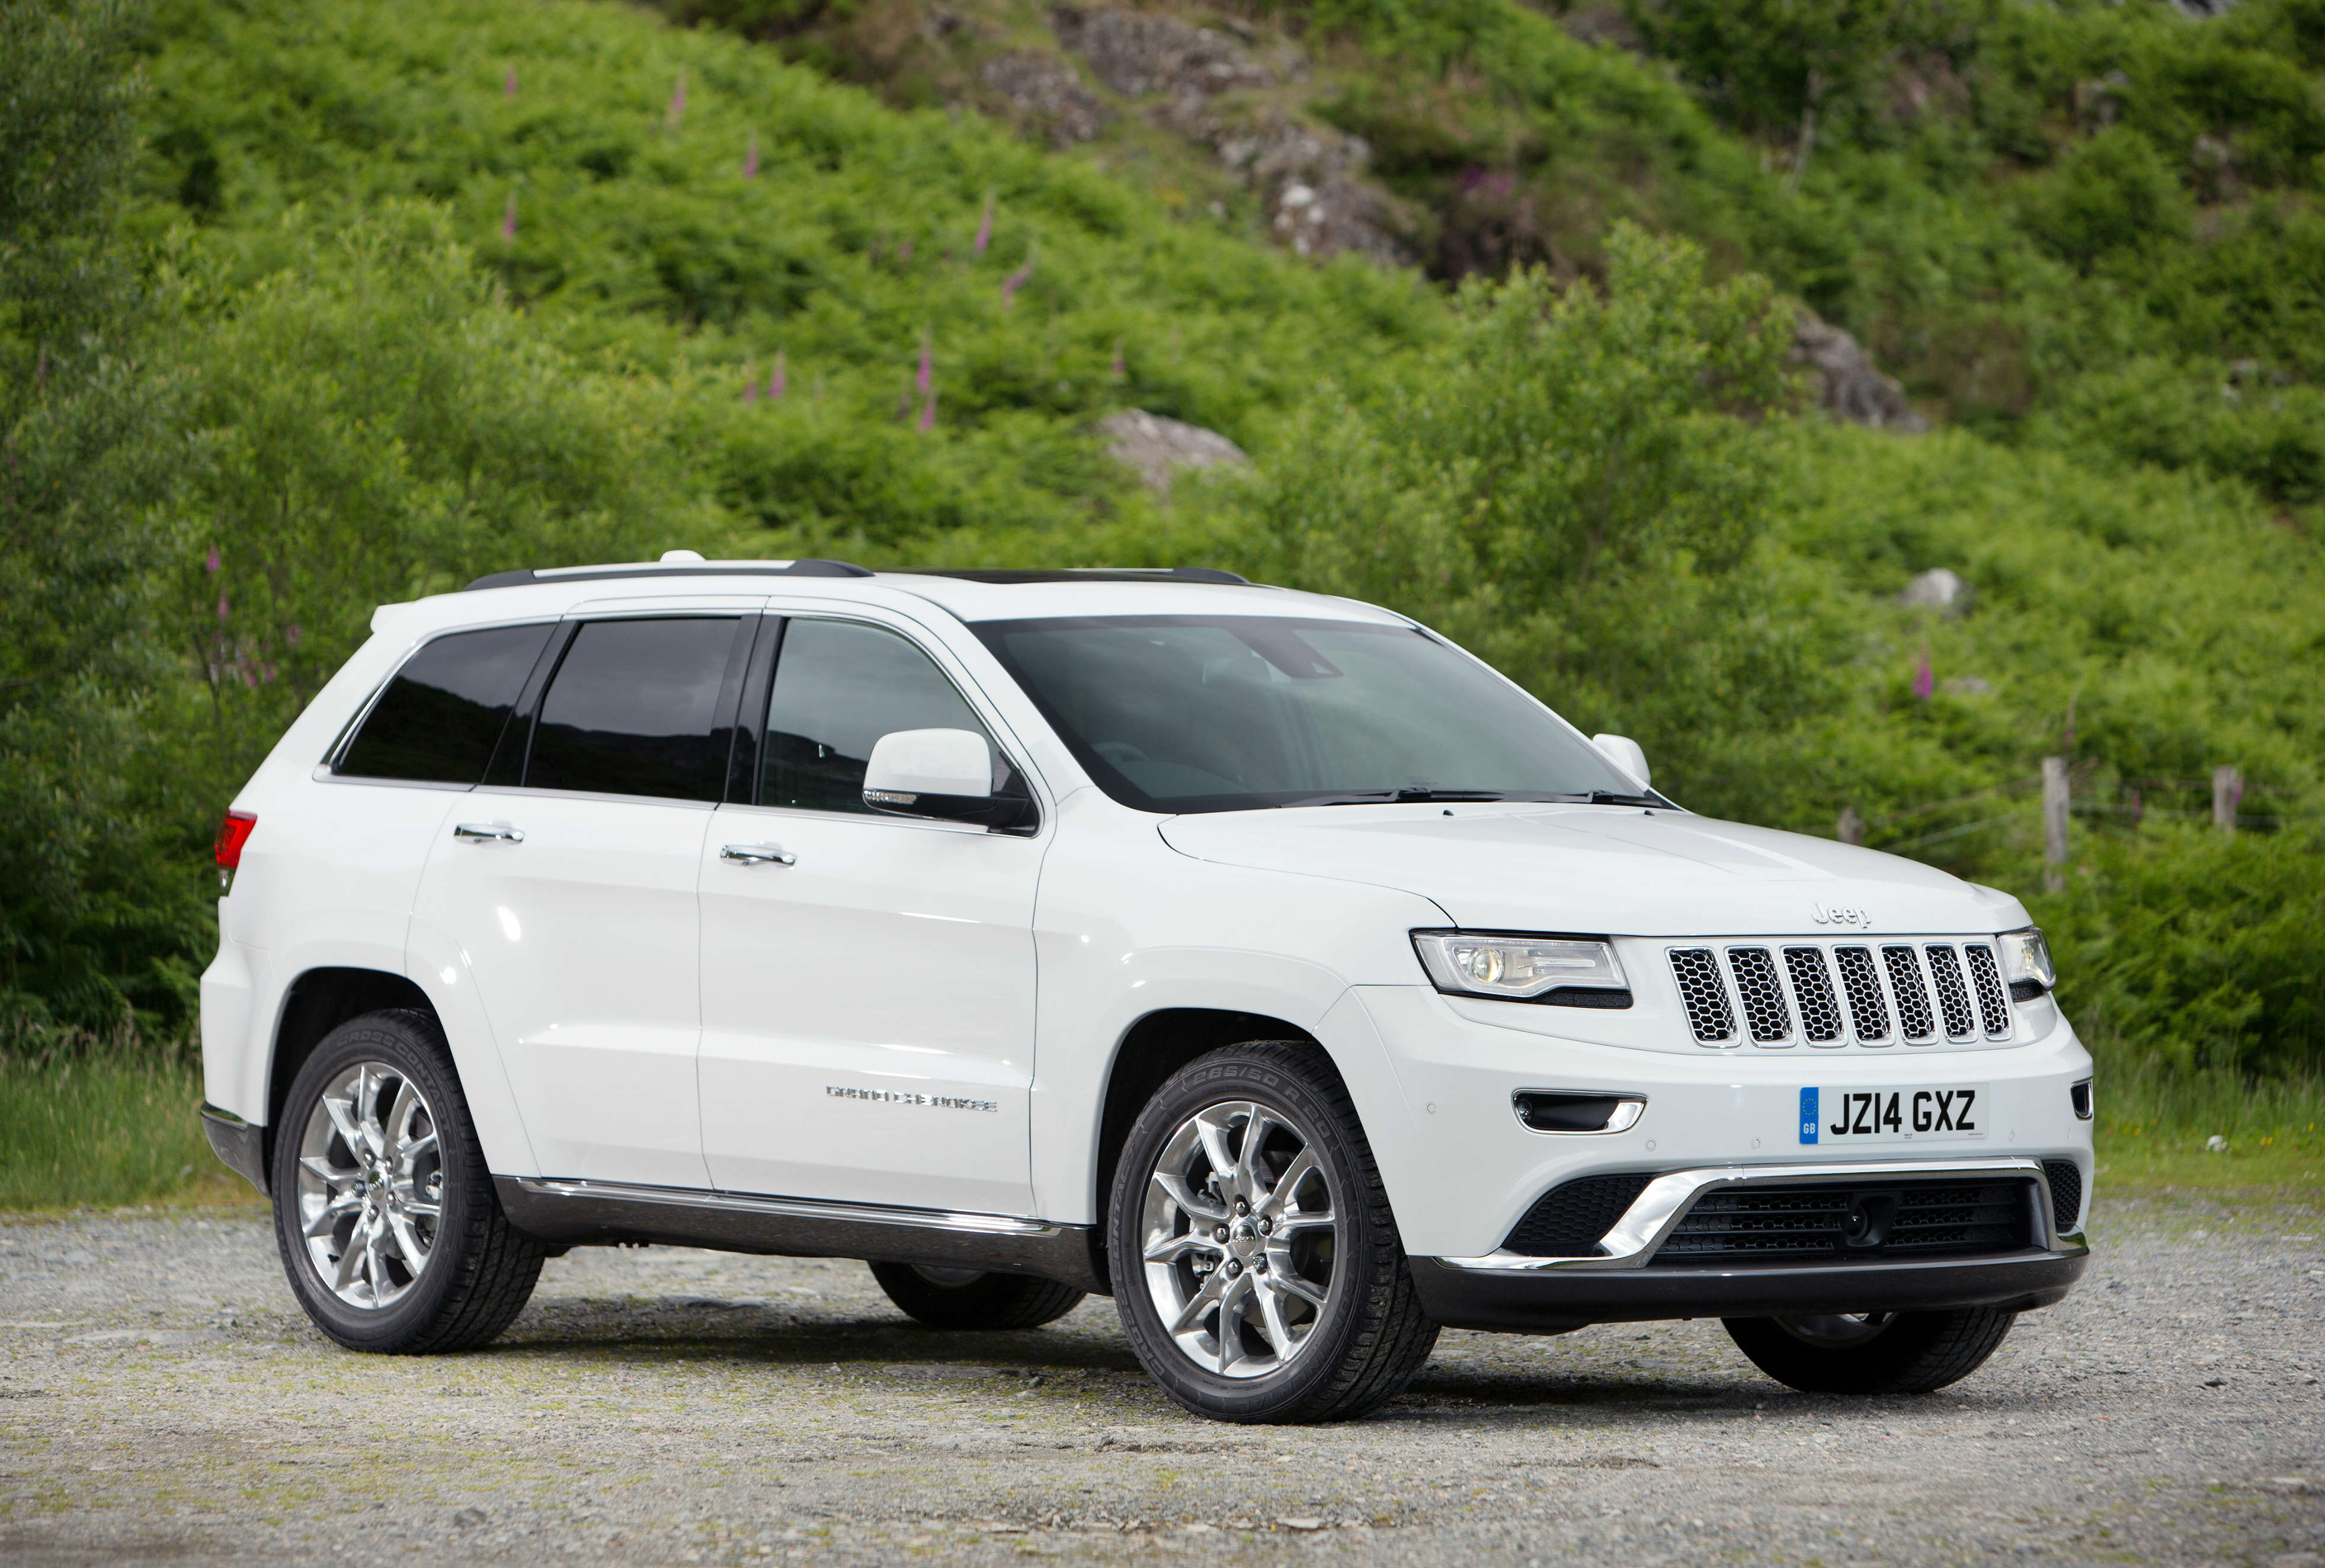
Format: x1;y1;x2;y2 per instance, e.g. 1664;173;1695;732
902;567;1253;586
463;559;874;591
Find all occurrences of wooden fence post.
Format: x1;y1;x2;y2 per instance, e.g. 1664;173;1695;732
2042;756;2069;893
2212;765;2242;834
1837;806;1864;846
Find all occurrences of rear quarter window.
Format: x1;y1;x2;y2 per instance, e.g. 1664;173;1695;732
336;623;556;785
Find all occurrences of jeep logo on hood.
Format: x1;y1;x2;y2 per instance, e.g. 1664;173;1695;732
1812;903;1874;928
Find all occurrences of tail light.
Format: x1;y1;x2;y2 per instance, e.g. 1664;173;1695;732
214;810;257;890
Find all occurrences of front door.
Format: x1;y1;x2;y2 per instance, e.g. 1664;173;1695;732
412;611;752;1188
698;613;1043;1216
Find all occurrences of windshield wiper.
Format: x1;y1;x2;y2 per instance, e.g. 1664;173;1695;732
1586;789;1666;808
1286;788;1517;807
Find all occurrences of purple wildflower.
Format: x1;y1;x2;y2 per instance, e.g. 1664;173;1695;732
916;329;933;396
898;239;914;264
217;595;230;622
770;349;786;400
669;68;686;126
1112;342;1126;379
505;65;518;98
204;544;220;575
502;195;517;243
919;389;937;432
285;623;301;647
1912;646;1933;702
744;134;759;178
1000;249;1036;308
743;362;758;402
973;195;994;256
260;662;277;685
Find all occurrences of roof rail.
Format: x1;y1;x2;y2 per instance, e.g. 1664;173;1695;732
904;567;1253;586
463;559;873;591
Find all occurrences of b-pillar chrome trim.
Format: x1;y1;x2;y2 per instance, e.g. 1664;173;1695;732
1430;1156;2083;1274
494;1177;1107;1294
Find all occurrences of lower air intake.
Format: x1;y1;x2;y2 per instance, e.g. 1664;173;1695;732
2041;1159;2084;1232
1502;1173;1658;1256
1648;1178;2033;1266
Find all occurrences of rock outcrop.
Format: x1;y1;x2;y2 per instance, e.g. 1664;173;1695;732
981;51;1113;146
1897;567;1973;616
1096;409;1250;493
1795;312;1927;432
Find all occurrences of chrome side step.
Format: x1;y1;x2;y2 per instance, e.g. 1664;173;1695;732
494;1177;1106;1295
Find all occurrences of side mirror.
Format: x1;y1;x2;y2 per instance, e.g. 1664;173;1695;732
1590;733;1651;789
863;728;1034;829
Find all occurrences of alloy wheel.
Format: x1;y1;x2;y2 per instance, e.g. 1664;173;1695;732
1138;1099;1339;1379
293;1060;444;1309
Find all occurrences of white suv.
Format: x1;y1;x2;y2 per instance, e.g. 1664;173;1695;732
200;558;2092;1422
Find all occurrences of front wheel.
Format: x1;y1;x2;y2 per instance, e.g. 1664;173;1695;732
1723;1308;2016;1394
1108;1041;1438;1423
271;1009;544;1354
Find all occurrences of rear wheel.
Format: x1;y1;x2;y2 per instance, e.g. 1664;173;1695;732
1723;1308;2016;1394
869;1263;1085;1329
1108;1041;1438;1423
271;1009;544;1354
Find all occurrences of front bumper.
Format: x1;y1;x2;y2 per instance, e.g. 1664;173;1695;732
1406;1153;2089;1332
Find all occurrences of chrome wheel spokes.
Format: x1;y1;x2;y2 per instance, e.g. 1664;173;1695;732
294;1061;444;1310
1139;1098;1339;1380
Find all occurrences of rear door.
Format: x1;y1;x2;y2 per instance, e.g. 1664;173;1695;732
412;607;755;1187
697;608;1045;1215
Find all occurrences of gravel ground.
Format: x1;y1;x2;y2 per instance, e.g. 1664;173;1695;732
2;1194;2320;1568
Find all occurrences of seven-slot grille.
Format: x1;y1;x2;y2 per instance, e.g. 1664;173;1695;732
1667;939;2014;1048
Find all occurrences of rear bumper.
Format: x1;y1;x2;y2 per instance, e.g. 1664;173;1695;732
200;1103;268;1195
1412;1246;2087;1332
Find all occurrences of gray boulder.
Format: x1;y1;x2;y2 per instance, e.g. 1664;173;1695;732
981;52;1113;147
1097;409;1250;493
1795;312;1927;432
1897;567;1973;617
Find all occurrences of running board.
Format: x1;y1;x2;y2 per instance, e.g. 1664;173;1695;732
494;1177;1107;1296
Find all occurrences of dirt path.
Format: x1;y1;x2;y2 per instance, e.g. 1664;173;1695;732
2;1195;2320;1567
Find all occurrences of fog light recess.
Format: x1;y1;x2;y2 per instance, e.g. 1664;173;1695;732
1512;1091;1646;1135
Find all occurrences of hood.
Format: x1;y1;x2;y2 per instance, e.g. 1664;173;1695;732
1158;803;2026;938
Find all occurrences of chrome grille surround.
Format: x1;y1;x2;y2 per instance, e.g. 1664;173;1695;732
1964;944;2012;1037
1669;947;1737;1046
1727;947;1793;1045
1782;947;1844;1045
1664;938;2017;1051
1882;945;1938;1043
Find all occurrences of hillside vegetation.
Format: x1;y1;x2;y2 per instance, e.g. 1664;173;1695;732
1;0;2318;1130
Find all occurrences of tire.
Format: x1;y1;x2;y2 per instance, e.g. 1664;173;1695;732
270;1009;545;1354
869;1262;1085;1330
1722;1308;2017;1395
1108;1041;1439;1424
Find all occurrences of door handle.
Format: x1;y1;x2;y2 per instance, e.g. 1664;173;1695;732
453;822;525;844
720;843;796;866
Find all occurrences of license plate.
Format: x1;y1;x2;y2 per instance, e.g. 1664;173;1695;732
1798;1085;1988;1146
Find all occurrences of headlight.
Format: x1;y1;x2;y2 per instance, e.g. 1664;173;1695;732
1411;930;1631;1006
1997;926;2055;999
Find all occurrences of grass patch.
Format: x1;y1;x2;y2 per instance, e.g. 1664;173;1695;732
0;1046;262;1212
2090;1047;2325;1202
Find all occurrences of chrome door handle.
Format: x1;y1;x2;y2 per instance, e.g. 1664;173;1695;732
720;843;796;866
453;822;525;844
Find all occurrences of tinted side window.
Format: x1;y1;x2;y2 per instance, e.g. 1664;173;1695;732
762;620;992;814
337;623;555;785
525;618;740;801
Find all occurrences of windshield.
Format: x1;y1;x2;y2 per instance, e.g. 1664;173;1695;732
973;614;1648;814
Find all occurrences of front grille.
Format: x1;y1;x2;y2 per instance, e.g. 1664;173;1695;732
1670;948;1735;1044
1964;945;2011;1037
1665;938;2012;1050
1882;945;1937;1041
1834;946;1890;1041
1785;947;1843;1043
1650;1178;2033;1266
2041;1159;2083;1231
1728;948;1792;1043
1503;1172;1658;1256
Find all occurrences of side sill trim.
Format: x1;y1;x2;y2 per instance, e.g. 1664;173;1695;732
1453;1156;2062;1273
199;1103;268;1196
496;1178;1107;1296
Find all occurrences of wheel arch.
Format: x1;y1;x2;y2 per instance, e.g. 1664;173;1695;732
268;967;436;1137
